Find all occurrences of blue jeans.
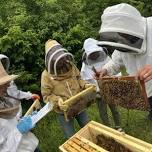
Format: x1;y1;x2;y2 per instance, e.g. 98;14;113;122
58;111;89;138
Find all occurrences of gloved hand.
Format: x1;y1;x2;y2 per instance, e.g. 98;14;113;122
85;83;97;91
58;98;68;111
31;94;40;100
17;116;34;134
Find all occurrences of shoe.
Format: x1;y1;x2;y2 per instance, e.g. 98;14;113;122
115;126;125;133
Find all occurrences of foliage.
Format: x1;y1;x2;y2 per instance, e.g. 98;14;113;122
1;0;152;151
1;0;152;92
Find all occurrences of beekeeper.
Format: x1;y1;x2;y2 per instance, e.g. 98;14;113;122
0;62;39;152
81;38;122;130
41;39;91;138
97;3;152;120
0;54;40;119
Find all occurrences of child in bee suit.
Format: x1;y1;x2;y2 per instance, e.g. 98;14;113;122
41;39;94;138
97;3;152;120
0;54;40;119
0;62;39;152
81;38;122;130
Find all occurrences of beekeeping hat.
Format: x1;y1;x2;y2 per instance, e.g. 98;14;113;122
0;54;10;71
98;3;147;54
82;38;107;65
0;62;19;119
45;39;74;76
0;62;18;86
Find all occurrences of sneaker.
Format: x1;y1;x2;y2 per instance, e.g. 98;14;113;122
115;126;125;133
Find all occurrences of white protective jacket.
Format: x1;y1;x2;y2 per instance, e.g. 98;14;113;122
7;81;32;118
0;118;38;152
81;38;120;91
102;15;152;97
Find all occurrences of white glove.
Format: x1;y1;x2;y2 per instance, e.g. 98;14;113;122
58;98;68;111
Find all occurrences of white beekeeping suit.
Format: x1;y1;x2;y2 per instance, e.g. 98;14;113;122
0;118;38;152
0;54;33;118
81;38;111;91
81;38;121;91
98;3;152;98
0;62;38;152
80;38;121;128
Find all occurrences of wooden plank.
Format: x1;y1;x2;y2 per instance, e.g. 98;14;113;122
63;144;79;152
72;137;97;152
68;140;88;152
76;135;108;152
24;99;40;116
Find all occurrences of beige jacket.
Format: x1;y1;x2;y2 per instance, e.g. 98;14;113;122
41;65;89;113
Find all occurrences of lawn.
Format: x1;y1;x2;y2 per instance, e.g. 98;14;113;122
32;103;152;152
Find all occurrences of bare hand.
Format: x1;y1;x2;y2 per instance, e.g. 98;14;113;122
31;94;40;100
99;69;108;79
137;65;152;82
93;69;108;79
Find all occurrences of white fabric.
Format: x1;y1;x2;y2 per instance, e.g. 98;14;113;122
7;81;32;118
7;81;32;100
83;38;108;65
0;54;10;71
81;38;121;91
0;118;38;152
102;17;152;97
83;38;106;56
99;3;147;54
81;57;111;91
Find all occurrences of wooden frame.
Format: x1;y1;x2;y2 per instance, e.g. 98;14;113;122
24;99;41;116
59;121;152;152
97;76;148;111
63;86;96;121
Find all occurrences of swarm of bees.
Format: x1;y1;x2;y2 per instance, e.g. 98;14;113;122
98;77;149;111
96;134;132;152
66;91;96;120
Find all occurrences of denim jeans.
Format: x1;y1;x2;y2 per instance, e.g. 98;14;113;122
97;97;121;127
58;111;89;138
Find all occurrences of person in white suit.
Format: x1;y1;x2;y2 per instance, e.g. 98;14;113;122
97;3;152;120
81;38;122;130
0;54;40;119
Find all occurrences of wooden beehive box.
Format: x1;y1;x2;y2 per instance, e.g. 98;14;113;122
59;121;152;152
97;76;149;111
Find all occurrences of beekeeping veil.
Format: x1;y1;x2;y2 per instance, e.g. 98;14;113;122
82;38;107;66
0;62;19;119
0;54;10;71
98;3;147;54
45;39;74;76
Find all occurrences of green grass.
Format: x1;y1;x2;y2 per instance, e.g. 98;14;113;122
32;104;152;152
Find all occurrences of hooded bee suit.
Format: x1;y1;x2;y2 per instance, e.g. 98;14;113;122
0;63;38;152
81;38;112;91
98;4;152;101
0;54;33;119
41;39;90;113
80;38;121;127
